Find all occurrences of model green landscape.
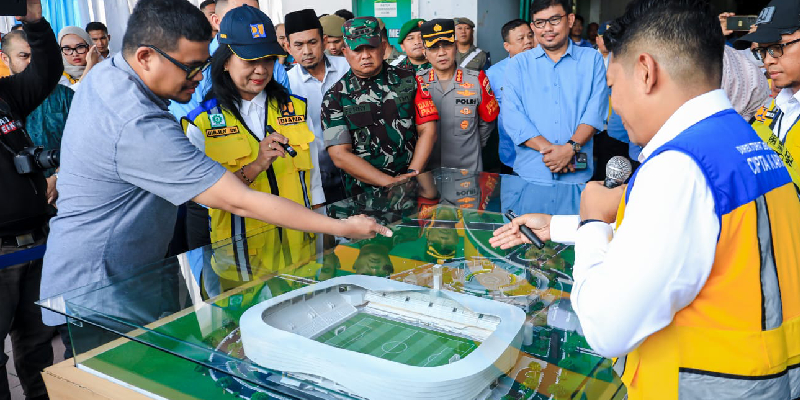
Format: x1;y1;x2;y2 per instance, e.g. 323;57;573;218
314;313;479;367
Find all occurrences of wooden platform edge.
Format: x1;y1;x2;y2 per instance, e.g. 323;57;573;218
43;359;151;400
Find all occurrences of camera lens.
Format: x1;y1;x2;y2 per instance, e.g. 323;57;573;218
35;149;60;170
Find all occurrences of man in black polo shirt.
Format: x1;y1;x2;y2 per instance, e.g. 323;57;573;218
0;1;63;399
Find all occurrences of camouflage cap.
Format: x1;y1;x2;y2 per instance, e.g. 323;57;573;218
320;14;346;38
454;17;475;28
342;17;382;50
398;19;425;42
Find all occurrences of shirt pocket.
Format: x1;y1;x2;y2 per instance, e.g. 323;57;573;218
272;124;315;175
345;104;379;156
205;134;252;169
454;104;477;134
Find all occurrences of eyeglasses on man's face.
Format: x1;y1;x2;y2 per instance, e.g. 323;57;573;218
61;44;89;56
140;44;212;80
752;37;800;61
532;15;566;29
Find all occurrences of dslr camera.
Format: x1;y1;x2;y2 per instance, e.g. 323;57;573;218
14;146;59;174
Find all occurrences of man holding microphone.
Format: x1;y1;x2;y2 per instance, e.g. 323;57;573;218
491;0;800;399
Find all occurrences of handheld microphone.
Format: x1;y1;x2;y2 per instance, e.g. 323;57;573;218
505;210;545;249
603;156;633;189
265;125;297;157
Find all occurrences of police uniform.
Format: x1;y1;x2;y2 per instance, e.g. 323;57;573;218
419;19;499;172
390;19;432;73
454;17;490;71
182;6;316;283
322;17;440;196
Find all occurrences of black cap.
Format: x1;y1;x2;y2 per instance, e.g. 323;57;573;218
420;19;456;48
285;9;322;39
734;0;800;50
219;5;284;60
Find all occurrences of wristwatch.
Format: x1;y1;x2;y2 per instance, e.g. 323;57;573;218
567;140;581;153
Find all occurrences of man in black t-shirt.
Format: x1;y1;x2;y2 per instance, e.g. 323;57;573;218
0;1;63;399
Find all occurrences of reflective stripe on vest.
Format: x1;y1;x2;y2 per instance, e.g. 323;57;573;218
752;101;800;191
615;110;800;400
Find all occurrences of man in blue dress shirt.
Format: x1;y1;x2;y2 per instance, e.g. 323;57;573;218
487;19;536;172
168;0;290;120
503;0;608;184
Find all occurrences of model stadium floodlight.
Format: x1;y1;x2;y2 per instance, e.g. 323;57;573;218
240;275;526;400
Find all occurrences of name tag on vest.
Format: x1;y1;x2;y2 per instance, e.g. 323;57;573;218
277;115;306;125
206;126;240;137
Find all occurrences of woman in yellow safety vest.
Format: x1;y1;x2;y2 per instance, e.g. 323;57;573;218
183;5;318;288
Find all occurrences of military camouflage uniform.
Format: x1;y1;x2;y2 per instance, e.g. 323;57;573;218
322;62;438;196
385;46;404;64
392;56;432;74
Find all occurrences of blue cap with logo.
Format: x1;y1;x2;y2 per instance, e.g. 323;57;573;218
219;5;284;60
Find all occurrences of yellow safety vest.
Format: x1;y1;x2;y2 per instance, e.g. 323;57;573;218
614;110;800;400
752;101;800;191
183;95;317;283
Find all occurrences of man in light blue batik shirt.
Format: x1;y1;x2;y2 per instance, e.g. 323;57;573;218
503;0;608;185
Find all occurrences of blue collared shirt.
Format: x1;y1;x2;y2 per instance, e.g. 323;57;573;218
502;40;608;184
486;57;515;168
573;38;595;48
168;36;292;120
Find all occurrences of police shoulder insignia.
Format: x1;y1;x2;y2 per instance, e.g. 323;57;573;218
417;99;437;118
455;70;463;83
206;126;240;137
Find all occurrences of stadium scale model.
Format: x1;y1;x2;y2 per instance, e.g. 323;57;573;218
240;275;527;400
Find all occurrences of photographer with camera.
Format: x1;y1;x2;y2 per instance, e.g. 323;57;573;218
0;0;64;398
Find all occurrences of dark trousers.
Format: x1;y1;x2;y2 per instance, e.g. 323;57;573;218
0;238;54;400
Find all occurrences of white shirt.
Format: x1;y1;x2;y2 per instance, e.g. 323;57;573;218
287;55;350;204
549;90;727;358
773;88;800;142
187;90;323;205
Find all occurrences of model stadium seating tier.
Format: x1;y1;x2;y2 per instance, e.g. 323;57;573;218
240;275;527;400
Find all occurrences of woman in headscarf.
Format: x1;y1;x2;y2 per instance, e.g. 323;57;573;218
57;26;102;90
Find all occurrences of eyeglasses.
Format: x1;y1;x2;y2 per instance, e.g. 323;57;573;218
532;15;566;29
139;44;212;80
752;38;800;61
61;44;89;55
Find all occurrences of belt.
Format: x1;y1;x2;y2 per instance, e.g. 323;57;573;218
1;227;47;248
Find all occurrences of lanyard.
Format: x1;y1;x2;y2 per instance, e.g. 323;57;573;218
773;109;799;145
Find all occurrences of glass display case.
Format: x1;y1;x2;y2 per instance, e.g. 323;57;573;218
38;169;625;400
